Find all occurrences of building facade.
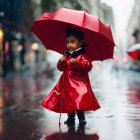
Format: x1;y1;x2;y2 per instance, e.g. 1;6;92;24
127;0;140;48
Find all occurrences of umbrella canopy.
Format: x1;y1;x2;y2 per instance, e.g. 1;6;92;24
30;7;116;61
127;43;140;60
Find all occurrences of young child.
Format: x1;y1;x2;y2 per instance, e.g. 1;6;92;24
41;28;101;125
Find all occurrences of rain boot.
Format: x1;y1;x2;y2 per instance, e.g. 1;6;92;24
64;111;75;125
76;110;87;125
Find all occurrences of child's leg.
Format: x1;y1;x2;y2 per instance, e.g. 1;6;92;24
64;110;75;124
76;109;87;124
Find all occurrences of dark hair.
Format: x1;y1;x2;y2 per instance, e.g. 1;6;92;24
66;28;87;47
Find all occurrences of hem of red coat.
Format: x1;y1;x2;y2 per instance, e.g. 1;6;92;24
40;103;101;114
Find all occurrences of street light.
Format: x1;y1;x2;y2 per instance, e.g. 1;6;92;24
32;43;39;63
113;55;118;61
0;28;4;51
32;43;39;51
0;27;4;75
122;57;128;64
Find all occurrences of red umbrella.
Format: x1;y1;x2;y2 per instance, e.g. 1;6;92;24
127;43;140;60
30;7;116;61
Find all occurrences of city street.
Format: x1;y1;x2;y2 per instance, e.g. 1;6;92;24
0;0;140;140
0;60;140;140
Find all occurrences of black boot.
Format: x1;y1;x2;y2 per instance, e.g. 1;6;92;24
64;111;75;125
76;110;87;125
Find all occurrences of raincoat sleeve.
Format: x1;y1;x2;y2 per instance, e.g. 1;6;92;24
57;59;65;71
72;55;92;73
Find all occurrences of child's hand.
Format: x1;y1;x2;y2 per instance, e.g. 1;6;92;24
70;58;77;65
59;56;65;63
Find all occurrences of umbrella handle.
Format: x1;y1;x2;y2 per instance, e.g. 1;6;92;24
59;81;64;122
59;52;66;126
59;67;65;126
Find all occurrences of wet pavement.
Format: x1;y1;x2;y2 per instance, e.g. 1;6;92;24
0;58;140;140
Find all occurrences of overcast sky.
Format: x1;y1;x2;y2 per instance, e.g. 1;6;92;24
101;0;135;49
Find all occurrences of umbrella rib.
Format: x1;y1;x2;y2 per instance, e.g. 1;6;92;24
82;12;101;61
48;26;66;53
94;39;102;61
95;18;102;60
82;11;86;26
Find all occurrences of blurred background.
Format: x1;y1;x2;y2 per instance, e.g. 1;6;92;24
0;0;140;76
0;0;140;140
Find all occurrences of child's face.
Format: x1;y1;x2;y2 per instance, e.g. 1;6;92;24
66;36;83;52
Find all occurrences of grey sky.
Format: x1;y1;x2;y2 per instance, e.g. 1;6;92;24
101;0;135;49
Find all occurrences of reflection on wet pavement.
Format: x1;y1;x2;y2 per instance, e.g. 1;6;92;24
0;61;140;140
43;124;99;140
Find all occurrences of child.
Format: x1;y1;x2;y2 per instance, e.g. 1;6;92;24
41;28;101;125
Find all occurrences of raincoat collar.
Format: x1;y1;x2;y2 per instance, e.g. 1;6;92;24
65;47;86;58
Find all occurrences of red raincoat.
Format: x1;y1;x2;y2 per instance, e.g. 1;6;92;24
41;53;101;114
